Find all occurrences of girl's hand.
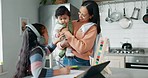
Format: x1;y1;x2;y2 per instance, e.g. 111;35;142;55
59;66;70;75
53;34;65;45
53;66;70;76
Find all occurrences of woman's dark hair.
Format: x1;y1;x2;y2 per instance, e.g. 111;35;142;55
82;1;101;34
14;23;46;78
55;6;70;18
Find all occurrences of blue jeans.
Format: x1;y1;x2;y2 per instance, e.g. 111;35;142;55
63;56;90;66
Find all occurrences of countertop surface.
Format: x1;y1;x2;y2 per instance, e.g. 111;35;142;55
103;67;148;78
68;66;148;78
105;52;148;57
105;48;148;57
24;66;148;78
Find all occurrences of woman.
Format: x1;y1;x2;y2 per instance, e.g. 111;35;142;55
14;23;70;78
58;1;101;66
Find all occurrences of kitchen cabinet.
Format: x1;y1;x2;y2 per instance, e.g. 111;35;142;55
104;56;125;68
104;67;148;78
39;3;79;68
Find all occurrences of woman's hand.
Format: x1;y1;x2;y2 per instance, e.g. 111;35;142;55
61;27;68;34
56;39;70;50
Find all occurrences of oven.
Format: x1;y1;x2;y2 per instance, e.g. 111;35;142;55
126;56;148;69
110;48;148;69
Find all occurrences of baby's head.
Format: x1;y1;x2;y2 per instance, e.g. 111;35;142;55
55;6;70;24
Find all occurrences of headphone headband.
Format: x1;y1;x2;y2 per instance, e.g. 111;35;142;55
26;24;41;37
26;24;45;45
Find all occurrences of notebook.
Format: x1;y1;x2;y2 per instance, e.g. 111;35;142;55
75;61;110;78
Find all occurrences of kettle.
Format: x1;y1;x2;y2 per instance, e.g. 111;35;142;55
122;42;132;50
121;38;132;50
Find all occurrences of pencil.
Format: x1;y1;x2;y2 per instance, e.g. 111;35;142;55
57;61;65;67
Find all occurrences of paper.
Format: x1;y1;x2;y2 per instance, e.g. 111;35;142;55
51;70;85;78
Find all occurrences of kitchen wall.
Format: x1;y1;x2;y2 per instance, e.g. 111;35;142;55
0;0;82;78
0;0;147;77
69;0;82;9
99;1;148;48
1;0;40;78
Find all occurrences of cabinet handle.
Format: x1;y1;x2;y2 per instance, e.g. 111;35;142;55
131;64;148;68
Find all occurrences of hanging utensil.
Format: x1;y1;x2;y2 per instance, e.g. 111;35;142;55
105;2;113;23
143;6;148;24
131;8;140;20
99;2;104;16
110;1;122;22
105;8;113;23
119;1;132;29
131;0;140;20
143;0;148;24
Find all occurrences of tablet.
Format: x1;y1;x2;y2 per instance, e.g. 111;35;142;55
75;61;110;78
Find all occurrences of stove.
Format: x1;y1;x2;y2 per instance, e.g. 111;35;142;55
110;48;148;69
110;48;145;54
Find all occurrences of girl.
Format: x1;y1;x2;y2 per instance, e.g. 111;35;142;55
14;23;70;78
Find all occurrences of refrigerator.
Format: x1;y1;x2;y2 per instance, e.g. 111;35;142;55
39;3;79;43
38;3;79;68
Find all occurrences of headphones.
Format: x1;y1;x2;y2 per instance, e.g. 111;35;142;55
26;24;45;45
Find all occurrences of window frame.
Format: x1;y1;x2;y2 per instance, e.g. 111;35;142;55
0;0;3;63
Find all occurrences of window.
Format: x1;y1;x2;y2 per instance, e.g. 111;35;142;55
0;0;3;63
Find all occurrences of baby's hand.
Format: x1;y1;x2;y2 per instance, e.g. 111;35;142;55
55;33;60;38
60;39;70;48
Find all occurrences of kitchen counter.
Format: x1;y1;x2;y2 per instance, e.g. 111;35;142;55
104;51;148;68
105;52;148;57
105;48;148;57
50;66;148;78
103;67;148;78
24;66;148;78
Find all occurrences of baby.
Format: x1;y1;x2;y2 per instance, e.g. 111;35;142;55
52;6;73;62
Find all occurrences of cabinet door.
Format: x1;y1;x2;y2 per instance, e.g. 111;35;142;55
104;56;125;68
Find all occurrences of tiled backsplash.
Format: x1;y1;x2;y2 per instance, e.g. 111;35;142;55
99;1;148;48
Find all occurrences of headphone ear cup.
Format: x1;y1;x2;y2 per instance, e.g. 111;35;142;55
37;36;46;45
26;24;46;45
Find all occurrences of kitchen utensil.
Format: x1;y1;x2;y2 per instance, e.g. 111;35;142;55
105;8;113;23
110;1;122;22
131;0;140;20
110;11;122;22
122;42;132;50
131;7;140;20
143;6;148;24
119;8;132;29
119;1;132;29
121;38;132;50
